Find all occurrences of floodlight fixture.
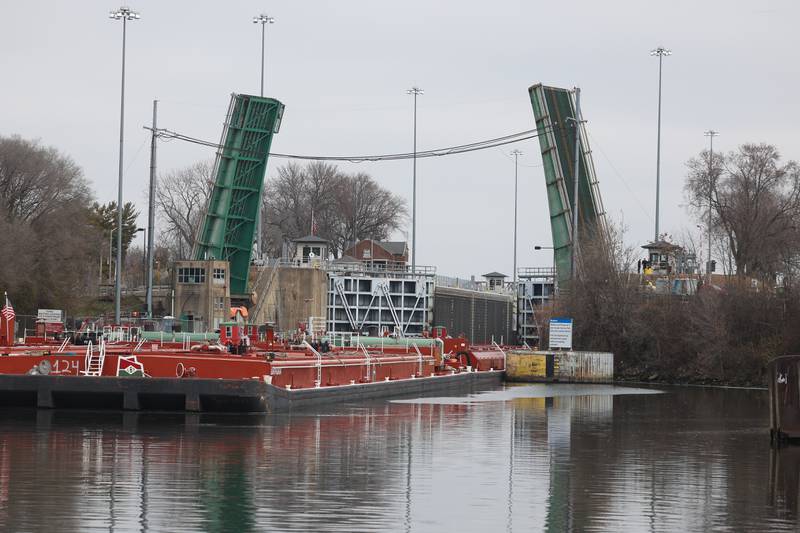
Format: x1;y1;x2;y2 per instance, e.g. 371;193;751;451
109;6;139;20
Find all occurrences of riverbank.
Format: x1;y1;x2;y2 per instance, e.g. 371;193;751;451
614;362;769;388
550;242;795;388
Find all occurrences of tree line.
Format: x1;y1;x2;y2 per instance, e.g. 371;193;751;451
155;160;407;260
0;134;406;316
556;143;800;386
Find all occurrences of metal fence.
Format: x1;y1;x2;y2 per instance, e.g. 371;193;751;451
435;275;516;295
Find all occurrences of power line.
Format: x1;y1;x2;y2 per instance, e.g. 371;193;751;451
148;124;567;163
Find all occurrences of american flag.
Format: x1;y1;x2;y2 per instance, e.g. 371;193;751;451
1;293;13;322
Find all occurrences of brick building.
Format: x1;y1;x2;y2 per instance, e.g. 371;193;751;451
342;240;408;266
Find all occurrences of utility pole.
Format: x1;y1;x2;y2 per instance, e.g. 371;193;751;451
651;46;672;242
570;87;582;281
109;6;140;324
510;149;523;287
146;100;158;317
704;130;719;282
407;86;424;273
253;14;275;259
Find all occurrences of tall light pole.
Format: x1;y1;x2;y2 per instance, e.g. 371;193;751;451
407;86;424;273
510;149;523;287
253;14;275;259
704;130;719;281
650;46;671;242
253;14;275;97
109;6;140;324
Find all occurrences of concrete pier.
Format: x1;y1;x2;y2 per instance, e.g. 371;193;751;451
506;350;614;383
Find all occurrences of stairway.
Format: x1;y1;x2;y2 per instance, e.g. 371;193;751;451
81;340;106;376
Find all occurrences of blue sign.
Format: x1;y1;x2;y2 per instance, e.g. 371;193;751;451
549;317;573;350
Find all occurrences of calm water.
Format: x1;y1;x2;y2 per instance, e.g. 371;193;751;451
0;384;796;532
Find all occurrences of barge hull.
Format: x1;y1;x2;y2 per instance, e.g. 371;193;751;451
0;371;504;414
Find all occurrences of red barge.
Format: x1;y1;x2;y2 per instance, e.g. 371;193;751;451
0;315;505;412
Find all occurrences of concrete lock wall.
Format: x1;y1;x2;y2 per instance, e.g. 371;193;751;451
257;267;327;331
506;350;614;383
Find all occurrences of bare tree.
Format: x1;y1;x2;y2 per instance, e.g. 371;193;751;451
329;172;407;255
0;135;91;223
262;162;407;257
685;143;800;279
155;160;215;259
559;221;641;359
0;135;100;314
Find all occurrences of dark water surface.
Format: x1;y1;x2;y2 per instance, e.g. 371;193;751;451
0;384;796;532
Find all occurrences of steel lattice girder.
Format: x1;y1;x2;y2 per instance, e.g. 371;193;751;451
528;84;606;285
193;94;285;296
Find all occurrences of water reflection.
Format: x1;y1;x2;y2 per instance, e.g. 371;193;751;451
770;444;800;520
0;385;795;532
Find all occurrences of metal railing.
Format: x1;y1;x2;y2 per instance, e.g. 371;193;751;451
517;267;556;278
411;342;424;376
302;340;323;387
325;260;436;277
435;275;515;295
357;341;372;383
56;337;69;353
491;340;507;370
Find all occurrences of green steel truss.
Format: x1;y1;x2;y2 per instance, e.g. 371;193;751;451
528;84;606;285
193;94;285;296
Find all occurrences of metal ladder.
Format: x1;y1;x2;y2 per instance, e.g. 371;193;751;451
82;340;106;376
524;296;541;344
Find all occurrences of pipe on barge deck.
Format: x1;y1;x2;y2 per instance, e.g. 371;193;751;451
0;371;504;413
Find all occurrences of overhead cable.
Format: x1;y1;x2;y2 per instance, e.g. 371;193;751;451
147;123;571;163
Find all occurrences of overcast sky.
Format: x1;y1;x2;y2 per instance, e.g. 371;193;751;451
2;1;798;278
